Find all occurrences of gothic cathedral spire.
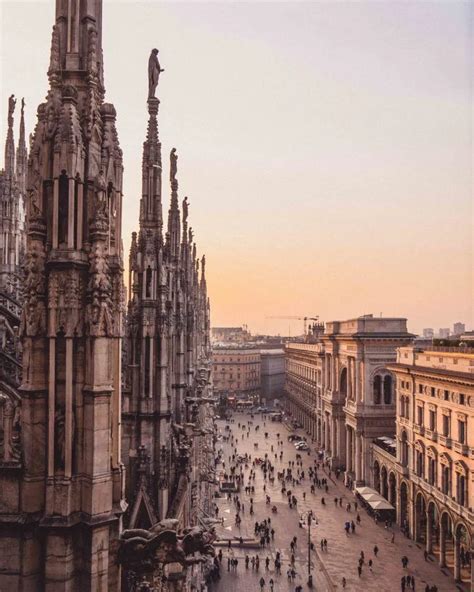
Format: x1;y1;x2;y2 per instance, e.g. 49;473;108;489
16;0;125;588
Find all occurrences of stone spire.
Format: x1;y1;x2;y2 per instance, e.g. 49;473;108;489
182;196;189;244
4;94;16;178
15;0;125;588
167;147;181;260
16;98;27;196
140;96;163;230
50;0;104;79
201;254;207;292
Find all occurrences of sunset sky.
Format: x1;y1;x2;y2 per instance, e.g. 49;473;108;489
1;0;472;336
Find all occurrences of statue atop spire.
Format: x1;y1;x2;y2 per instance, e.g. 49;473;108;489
170;147;178;185
148;48;164;99
8;94;16;128
16;98;27;195
182;197;189;224
4;94;16;178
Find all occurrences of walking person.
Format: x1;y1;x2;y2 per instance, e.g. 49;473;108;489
259;576;265;591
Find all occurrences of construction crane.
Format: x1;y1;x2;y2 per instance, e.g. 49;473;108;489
266;315;319;335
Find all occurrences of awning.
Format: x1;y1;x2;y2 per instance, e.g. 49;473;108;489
368;499;395;511
354;487;374;495
363;493;386;502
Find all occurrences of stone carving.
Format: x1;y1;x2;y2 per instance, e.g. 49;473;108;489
148;48;164;99
20;242;46;337
48;271;84;336
94;170;108;218
0;395;21;463
48;24;60;73
119;520;215;580
182;197;189;223
86;242;113;336
8;94;16;128
87;27;98;74
28;169;42;218
170;148;177;183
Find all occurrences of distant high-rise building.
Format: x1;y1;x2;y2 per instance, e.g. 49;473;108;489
453;322;465;336
439;328;450;339
423;328;434;339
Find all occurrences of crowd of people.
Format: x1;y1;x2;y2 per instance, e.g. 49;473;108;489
208;411;454;592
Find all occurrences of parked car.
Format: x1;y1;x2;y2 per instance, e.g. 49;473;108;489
288;434;304;442
295;441;309;451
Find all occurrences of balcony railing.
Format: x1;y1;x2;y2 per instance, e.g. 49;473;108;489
437;434;453;449
453;441;469;456
424;428;438;443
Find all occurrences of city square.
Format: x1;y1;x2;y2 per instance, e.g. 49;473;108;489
0;0;472;590
210;412;464;592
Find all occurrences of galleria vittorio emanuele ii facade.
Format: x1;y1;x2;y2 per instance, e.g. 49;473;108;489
0;1;214;590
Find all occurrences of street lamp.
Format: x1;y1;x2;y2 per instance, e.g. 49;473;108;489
302;510;314;588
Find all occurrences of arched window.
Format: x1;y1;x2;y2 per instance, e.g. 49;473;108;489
457;474;466;506
145;266;152;298
440;456;452;495
58;170;69;247
427;449;437;486
415;443;424;478
455;462;468;507
340;367;347;398
383;375;392;404
400;431;409;467
374;375;382;404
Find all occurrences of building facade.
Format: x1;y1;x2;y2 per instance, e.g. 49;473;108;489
285;314;414;485
211;326;250;344
212;347;260;400
379;345;473;587
261;349;285;403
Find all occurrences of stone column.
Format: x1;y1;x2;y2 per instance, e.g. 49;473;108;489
346;427;352;472
439;522;446;568
454;534;461;581
355;432;362;482
425;512;432;554
331;417;337;461
355;358;361;402
337;418;346;467
347;358;352;400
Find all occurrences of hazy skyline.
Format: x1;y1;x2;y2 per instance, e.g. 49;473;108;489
1;0;472;336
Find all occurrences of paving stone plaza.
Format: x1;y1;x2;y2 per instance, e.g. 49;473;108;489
211;412;464;592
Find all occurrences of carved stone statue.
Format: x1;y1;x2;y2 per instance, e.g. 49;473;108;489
119;519;215;580
8;94;16;128
182;197;189;223
148;48;164;99
94;169;108;217
170;148;177;183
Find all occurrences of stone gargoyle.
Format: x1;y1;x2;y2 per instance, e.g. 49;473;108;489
119;520;216;573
